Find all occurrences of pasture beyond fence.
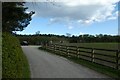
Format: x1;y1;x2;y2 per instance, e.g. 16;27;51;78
43;44;120;70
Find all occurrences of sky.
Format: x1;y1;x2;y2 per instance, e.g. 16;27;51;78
16;0;120;36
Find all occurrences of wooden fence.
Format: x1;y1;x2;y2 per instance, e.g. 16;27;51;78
43;44;120;70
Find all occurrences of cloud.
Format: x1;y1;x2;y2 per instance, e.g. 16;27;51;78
25;0;119;28
80;32;84;35
68;26;73;30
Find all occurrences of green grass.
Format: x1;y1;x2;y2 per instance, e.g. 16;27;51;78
39;46;120;78
68;57;120;78
60;43;119;50
0;31;2;79
2;32;30;78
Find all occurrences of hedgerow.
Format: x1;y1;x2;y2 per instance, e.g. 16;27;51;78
2;32;30;78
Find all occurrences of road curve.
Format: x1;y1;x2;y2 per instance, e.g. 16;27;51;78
22;46;109;78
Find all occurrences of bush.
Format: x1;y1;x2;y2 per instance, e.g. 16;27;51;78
2;32;30;78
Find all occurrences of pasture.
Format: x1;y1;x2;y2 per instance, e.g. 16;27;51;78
60;43;120;50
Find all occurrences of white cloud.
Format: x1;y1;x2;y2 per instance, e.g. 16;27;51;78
107;11;118;20
68;26;73;29
80;32;84;35
25;0;119;29
108;16;117;20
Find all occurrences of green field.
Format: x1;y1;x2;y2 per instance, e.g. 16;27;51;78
60;43;120;50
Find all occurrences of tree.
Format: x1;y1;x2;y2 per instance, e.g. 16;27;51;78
35;31;40;35
2;2;35;33
66;33;71;37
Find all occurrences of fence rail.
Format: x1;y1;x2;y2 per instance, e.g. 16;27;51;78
43;44;120;70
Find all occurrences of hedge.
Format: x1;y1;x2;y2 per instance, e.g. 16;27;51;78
2;32;30;78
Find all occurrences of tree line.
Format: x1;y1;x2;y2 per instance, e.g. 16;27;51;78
16;33;120;45
69;34;120;43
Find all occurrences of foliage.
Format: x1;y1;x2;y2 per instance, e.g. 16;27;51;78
16;34;120;45
17;34;67;45
2;32;30;78
2;2;35;32
0;32;1;79
70;34;120;43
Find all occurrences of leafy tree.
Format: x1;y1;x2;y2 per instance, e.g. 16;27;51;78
35;31;40;35
66;33;71;37
2;2;35;32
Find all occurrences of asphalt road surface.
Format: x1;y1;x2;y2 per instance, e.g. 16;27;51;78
22;46;109;78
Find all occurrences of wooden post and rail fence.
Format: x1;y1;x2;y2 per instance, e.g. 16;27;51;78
43;44;120;70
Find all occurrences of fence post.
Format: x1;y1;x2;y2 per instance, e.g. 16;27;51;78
67;46;70;57
50;44;52;51
47;44;49;50
91;48;95;63
52;44;55;52
116;50;119;70
45;44;47;50
49;44;51;50
49;44;51;51
59;45;61;55
77;47;80;58
54;45;56;53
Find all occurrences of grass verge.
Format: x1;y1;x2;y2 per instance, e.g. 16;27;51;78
39;47;120;78
2;32;30;78
0;32;2;79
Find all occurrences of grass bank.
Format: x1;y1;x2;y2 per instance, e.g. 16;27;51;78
0;32;2;79
2;32;30;78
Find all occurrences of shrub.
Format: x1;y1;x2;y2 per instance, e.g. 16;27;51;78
2;32;30;78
